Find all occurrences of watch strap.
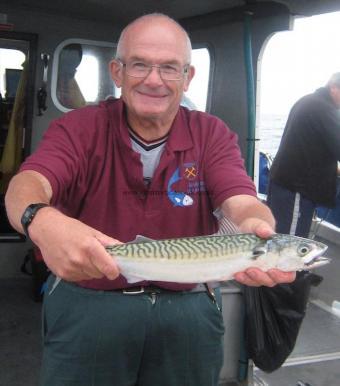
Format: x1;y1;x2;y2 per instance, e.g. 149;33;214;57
21;203;49;238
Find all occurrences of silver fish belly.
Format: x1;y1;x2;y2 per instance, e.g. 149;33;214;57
105;234;329;284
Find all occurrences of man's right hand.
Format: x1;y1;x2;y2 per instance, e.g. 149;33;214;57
29;206;120;282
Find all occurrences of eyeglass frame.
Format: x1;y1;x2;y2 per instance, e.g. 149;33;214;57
116;58;190;81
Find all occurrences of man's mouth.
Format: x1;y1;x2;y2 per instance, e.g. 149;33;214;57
137;90;168;99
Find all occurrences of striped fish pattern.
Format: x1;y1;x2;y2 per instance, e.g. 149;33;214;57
106;234;328;284
107;234;259;260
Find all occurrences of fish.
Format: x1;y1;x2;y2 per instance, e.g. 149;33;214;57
105;233;329;284
168;191;194;206
167;168;193;207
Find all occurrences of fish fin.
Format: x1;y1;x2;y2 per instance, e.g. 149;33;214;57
129;235;155;243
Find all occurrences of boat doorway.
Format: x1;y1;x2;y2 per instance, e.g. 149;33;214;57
0;31;37;241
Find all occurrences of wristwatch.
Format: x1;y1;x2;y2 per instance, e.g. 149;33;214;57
21;203;49;238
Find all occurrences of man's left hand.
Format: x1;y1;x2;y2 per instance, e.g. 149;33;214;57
234;268;296;287
222;196;297;286
234;217;296;287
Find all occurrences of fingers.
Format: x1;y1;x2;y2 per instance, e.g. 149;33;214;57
54;243;120;282
94;232;122;247
234;268;296;287
31;212;121;282
234;268;276;287
52;263;93;282
87;238;120;280
238;218;275;238
267;269;296;284
253;223;275;239
81;259;105;279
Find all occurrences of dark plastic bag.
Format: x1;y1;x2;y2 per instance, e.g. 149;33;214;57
244;271;323;372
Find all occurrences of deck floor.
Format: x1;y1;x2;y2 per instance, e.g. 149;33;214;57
0;278;42;386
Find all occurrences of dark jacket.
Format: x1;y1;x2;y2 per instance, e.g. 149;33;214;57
270;87;340;207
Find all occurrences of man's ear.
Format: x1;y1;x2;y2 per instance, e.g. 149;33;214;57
109;59;123;88
183;65;195;92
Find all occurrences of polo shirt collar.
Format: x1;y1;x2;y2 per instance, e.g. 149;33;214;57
114;99;193;152
166;107;193;152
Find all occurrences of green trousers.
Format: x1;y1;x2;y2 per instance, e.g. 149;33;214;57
40;275;224;386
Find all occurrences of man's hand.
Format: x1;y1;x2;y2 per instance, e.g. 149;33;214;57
221;196;296;287
29;207;120;282
234;216;296;286
234;268;296;287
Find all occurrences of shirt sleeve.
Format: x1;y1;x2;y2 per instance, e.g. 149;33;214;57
19;109;92;206
203;118;257;208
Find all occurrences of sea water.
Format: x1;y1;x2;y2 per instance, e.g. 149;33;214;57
258;113;287;156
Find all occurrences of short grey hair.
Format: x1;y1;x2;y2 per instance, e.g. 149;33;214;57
327;73;340;88
115;13;192;63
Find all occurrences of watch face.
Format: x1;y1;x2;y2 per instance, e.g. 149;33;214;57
21;203;49;237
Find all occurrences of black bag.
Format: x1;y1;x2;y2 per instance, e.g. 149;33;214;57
244;271;323;372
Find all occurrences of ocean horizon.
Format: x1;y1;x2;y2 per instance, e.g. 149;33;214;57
258;113;287;157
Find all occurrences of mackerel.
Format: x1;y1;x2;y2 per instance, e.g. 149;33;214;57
106;233;329;283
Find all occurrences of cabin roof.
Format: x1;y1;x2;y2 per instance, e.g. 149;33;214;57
3;0;340;26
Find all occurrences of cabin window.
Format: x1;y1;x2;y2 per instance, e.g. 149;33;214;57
53;41;211;113
184;47;211;112
74;54;99;102
52;39;116;112
0;31;37;241
0;49;25;99
255;11;340;195
0;47;27;202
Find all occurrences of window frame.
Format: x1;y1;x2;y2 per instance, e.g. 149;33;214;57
51;38;116;113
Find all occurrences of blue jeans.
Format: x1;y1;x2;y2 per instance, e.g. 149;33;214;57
40;275;224;386
267;181;315;237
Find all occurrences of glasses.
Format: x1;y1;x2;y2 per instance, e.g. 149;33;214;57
117;59;189;81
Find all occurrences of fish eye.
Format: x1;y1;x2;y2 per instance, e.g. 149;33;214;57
297;243;311;256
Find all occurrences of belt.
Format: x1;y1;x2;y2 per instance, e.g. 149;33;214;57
120;283;221;310
121;283;217;295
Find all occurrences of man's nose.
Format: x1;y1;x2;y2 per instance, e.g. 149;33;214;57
144;66;164;85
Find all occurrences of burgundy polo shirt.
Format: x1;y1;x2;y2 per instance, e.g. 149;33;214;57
20;98;256;290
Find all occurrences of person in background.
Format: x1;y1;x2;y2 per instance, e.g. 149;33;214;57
5;13;295;386
267;73;340;237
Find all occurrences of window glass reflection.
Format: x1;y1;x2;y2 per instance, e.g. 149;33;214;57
0;48;27;192
75;54;99;102
57;43;86;109
0;48;25;99
53;40;116;112
184;48;211;112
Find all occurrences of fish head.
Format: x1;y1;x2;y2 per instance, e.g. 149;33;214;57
265;234;329;271
182;194;193;206
168;191;193;206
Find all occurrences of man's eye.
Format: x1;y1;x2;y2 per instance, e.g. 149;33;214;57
161;65;179;74
132;62;148;70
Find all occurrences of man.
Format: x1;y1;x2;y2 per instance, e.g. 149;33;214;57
267;73;340;237
5;13;294;386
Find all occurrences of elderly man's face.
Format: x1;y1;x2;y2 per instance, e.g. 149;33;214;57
111;19;194;124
